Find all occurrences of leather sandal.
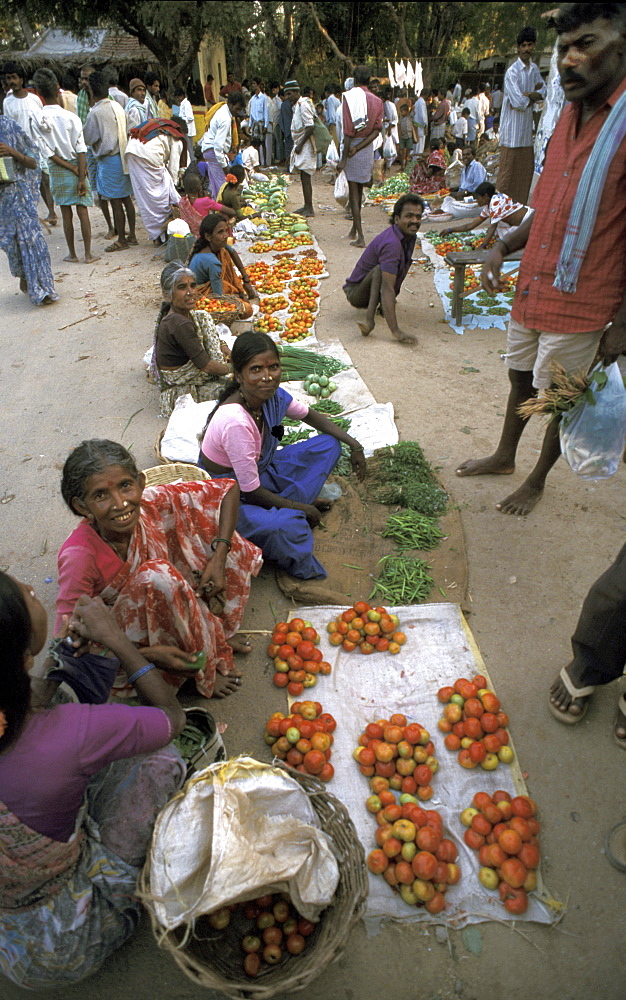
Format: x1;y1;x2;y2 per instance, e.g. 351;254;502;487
548;665;595;725
614;693;626;749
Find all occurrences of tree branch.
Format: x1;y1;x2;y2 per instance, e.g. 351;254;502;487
382;2;412;59
307;2;354;69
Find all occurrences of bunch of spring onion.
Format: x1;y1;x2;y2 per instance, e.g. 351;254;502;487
277;343;350;382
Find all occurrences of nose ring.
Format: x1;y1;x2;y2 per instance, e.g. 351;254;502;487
123;501;128;508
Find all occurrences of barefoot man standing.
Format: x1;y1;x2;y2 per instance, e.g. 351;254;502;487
457;2;626;516
338;65;383;247
343;193;423;344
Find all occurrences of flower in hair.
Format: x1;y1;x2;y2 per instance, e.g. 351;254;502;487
225;173;239;184
0;709;7;738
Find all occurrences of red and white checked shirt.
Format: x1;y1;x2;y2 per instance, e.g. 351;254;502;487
512;76;626;334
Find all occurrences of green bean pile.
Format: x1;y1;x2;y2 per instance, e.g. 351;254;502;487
333;443;353;476
382;511;444;551
311;399;344;415
282;428;313;447
372;481;448;517
370;555;434;604
329;416;351;432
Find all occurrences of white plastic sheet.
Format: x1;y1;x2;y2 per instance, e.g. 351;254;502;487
289;604;561;934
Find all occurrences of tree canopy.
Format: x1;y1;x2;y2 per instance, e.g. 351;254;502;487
4;1;560;88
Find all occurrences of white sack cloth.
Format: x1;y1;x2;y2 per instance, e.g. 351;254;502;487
147;757;340;929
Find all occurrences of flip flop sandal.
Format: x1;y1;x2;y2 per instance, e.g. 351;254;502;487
614;693;626;750
127;236;138;245
104;241;129;253
548;665;595;725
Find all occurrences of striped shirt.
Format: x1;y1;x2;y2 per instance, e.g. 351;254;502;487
512;77;626;334
500;58;545;148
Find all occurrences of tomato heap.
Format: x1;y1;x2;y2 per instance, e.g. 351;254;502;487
255;315;284;334
246;260;271;281
256;274;287;295
264;700;336;782
250;242;271;253
460;791;540;915
260;294;289;314
206;894;317;978
273;258;298;280
272;234;314;251
195;295;239;313
289;279;320;313
352;714;438;799
448;268;480;293
282;312;315;341
267;618;331;694
297;257;324;276
433;237;464;256
437;674;514;770
326;602;407;655
367;805;461;913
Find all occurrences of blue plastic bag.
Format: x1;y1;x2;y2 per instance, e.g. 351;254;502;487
559;362;626;479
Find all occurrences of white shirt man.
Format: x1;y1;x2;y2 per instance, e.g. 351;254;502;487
498;34;546;203
38;103;87;161
201;102;234;166
412;95;428;154
178;97;196;138
492;85;503;111
2;89;44;149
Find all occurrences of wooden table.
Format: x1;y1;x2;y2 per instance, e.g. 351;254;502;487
444;249;523;326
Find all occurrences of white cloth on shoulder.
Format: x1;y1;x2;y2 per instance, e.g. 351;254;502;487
343;87;368;132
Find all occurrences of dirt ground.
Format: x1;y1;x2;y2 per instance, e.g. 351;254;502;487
0;172;624;1000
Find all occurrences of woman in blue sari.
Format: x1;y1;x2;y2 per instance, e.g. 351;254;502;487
0;117;58;306
199;332;366;579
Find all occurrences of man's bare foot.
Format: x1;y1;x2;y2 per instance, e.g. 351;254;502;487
63;254;80;263
227;636;252;654
350;238;365;247
357;321;373;337
391;329;417;344
496;481;544;515
549;665;592;722
456;456;515;477
295;207;314;217
45;216;58;225
19;278;28;293
105;229;116;240
212;672;242;698
344;212;353;220
84;254;100;263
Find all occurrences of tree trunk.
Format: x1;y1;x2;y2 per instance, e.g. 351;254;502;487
307;2;355;70
17;13;35;49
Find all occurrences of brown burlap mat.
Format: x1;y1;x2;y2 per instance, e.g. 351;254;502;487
276;478;468;611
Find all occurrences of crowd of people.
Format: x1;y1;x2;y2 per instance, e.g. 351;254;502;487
1;1;626;988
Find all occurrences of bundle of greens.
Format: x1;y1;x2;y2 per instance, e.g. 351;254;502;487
518;364;609;420
365;441;448;516
370;554;434;604
277;343;350;382
311;399;344;416
382;511;445;551
282;428;313;447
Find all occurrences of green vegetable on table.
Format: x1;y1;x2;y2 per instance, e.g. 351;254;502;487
382;511;445;551
371;481;449;517
277;343;350;382
310;399;344;415
370;554;434;604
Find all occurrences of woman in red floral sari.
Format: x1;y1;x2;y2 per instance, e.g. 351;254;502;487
55;440;262;699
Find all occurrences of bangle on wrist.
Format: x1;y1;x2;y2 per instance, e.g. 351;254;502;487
127;663;156;686
351;446;364;453
211;537;232;552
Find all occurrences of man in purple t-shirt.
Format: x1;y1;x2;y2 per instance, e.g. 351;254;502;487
343;193;424;344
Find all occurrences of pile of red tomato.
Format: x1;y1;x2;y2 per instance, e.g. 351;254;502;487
326;602;407;655
267;618;332;696
352;714;438;800
367;803;461;913
460;791;540;915
437;674;514;771
205;894;316;978
263;700;336;782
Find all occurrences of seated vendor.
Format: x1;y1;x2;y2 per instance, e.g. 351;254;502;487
0;575;186;988
215;163;259;219
455;146;487;198
441;182;533;249
199;331;366;580
54;438;262;700
242;137;268;184
151;261;232;416
408;141;446;195
188;212;258;315
177;170;235;236
343;193;424;345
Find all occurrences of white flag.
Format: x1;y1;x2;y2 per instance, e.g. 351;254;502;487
414;60;423;96
405;61;415;88
395;60;405;86
387;60;396;88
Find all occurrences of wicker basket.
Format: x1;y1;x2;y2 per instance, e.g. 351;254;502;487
196;293;247;327
143;463;210;488
139;759;368;999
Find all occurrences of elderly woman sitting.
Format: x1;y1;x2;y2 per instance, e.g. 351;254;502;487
54;439;262;700
187;213;257;317
151;261;232;417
